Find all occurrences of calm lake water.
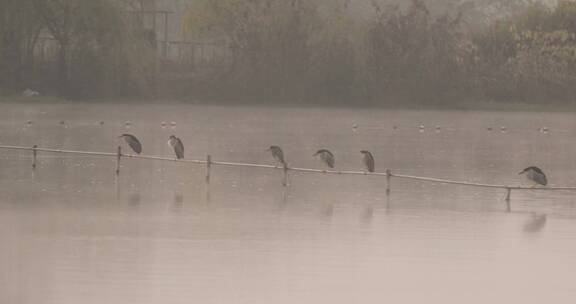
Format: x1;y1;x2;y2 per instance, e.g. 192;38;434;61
1;103;576;304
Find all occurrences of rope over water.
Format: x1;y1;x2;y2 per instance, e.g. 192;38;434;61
1;144;575;192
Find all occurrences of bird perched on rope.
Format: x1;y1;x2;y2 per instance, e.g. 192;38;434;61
268;145;286;168
119;134;142;154
360;150;375;173
314;149;335;169
168;135;184;159
518;166;547;186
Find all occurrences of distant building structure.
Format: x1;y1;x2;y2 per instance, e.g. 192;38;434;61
116;0;226;67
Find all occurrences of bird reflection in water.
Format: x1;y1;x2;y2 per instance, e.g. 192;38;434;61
321;203;334;220
360;203;374;224
129;193;141;206
523;213;547;233
173;192;184;211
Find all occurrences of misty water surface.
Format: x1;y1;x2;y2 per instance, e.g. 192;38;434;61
1;103;576;304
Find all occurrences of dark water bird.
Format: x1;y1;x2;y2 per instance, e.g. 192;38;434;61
314;149;335;169
519;166;547;186
268;145;286;167
119;134;142;154
168;135;184;159
360;150;375;173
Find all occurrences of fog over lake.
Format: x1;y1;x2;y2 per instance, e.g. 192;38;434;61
1;103;576;304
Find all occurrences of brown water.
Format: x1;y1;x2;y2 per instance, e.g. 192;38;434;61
1;103;576;304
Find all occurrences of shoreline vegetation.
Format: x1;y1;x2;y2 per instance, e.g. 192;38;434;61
3;95;576;113
3;0;576;108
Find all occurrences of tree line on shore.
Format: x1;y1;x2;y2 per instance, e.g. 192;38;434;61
2;0;576;105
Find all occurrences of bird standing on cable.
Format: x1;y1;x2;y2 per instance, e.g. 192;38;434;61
360;150;375;173
518;166;547;186
268;146;286;168
118;134;142;154
314;149;335;169
168;135;184;159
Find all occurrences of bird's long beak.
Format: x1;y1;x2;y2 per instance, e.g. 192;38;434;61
518;171;525;175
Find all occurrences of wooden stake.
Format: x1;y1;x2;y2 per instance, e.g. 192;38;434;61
32;145;38;169
116;146;121;176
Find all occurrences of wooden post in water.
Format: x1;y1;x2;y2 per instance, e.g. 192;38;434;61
115;146;122;176
386;169;392;195
505;188;512;212
206;155;212;184
32;145;38;169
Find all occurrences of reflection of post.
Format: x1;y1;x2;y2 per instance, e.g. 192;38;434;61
505;188;512;212
281;186;288;207
282;165;288;187
206;155;211;184
116;146;122;176
386;169;391;195
32;145;38;169
115;171;120;201
205;155;212;204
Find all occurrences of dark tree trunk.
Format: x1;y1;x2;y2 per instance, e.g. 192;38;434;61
57;43;68;95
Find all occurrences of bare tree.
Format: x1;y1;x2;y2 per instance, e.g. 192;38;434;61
0;0;42;91
32;0;81;94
